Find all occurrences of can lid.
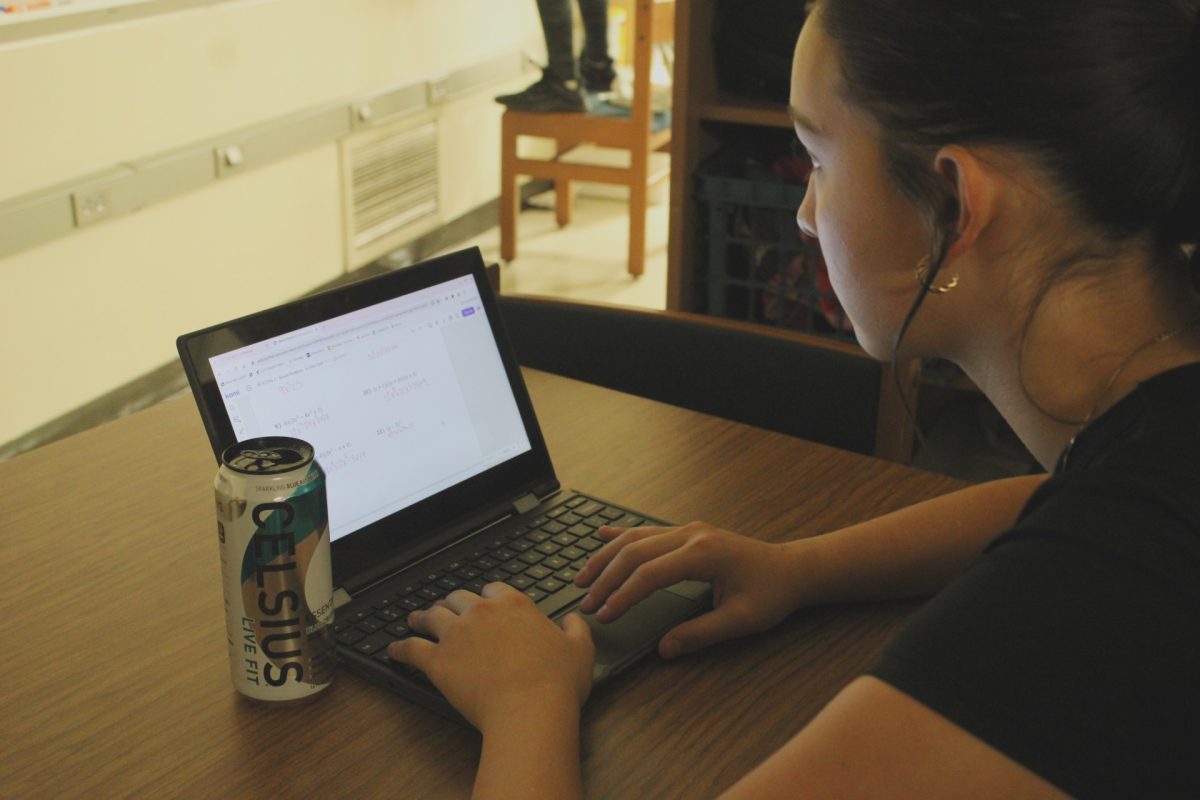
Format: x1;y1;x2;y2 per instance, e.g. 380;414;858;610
221;436;315;475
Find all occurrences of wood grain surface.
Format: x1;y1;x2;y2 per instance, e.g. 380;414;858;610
0;370;964;799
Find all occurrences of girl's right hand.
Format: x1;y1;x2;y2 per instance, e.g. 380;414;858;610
574;522;811;659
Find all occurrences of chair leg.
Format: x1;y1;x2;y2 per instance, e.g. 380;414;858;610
552;136;581;228
627;181;648;278
500;115;518;263
555;180;573;227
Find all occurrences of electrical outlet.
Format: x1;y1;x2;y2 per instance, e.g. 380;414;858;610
71;188;113;228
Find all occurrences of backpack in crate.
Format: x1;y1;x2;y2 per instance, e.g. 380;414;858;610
762;243;854;336
760;153;854;337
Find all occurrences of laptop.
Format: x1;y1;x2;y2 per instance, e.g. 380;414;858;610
177;247;710;719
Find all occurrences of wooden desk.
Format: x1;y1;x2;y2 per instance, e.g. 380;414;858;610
1;371;964;798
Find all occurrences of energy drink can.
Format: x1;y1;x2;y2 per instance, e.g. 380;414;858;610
214;436;335;702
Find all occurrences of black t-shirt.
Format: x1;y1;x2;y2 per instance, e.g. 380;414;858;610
869;363;1200;798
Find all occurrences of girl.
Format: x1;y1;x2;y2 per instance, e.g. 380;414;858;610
391;2;1200;796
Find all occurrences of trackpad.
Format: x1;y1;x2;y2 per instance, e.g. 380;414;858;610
586;588;701;682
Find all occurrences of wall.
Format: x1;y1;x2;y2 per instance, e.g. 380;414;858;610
0;0;539;448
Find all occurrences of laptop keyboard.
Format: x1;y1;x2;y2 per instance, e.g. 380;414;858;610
330;494;646;678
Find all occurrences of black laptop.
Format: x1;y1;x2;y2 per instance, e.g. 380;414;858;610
177;247;710;719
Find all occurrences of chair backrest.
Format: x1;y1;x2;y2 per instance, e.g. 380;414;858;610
497;294;892;458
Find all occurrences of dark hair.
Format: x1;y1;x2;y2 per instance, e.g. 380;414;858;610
818;0;1200;276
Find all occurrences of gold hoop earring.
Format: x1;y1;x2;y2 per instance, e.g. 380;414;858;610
915;257;959;294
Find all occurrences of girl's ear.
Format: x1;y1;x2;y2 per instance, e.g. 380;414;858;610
934;145;999;265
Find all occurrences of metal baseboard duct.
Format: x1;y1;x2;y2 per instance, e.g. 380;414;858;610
341;115;441;268
0;49;527;260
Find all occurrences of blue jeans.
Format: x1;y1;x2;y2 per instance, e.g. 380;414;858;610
537;0;610;83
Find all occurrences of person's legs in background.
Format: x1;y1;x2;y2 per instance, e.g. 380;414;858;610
496;0;585;112
577;0;616;92
496;0;613;112
538;0;579;86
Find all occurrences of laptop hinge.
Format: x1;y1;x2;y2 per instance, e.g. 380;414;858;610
512;493;540;515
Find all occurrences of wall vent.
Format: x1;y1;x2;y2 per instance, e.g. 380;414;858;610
340;114;440;268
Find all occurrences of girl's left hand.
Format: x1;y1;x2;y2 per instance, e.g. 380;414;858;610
387;582;595;732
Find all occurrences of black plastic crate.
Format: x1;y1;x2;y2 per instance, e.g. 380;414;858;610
695;150;853;341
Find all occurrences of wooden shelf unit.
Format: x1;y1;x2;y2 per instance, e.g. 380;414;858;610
666;2;797;311
695;96;793;129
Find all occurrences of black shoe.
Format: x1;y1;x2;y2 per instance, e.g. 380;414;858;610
580;57;616;93
495;75;586;113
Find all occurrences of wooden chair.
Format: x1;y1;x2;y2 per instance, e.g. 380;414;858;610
496;294;921;462
499;0;675;278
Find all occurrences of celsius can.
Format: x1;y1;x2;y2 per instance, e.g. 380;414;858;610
214;436;336;702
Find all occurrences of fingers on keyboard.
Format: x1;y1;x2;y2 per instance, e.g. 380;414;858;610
339;495;646;659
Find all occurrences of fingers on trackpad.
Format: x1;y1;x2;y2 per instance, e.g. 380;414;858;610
585;586;706;680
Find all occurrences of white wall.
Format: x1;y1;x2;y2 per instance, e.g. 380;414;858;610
0;0;540;446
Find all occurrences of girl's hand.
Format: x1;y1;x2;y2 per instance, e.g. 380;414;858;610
575;522;808;660
387;583;594;732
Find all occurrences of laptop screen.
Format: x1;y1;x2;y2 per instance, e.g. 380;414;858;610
178;249;559;590
207;273;532;542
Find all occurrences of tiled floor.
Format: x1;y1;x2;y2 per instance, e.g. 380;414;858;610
439;185;670;309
